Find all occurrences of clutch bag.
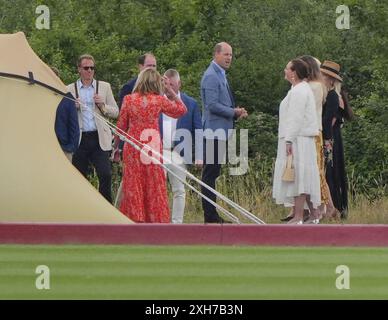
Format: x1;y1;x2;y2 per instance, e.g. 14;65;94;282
282;154;295;182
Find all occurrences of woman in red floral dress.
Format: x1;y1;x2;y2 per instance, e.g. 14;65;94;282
116;69;187;222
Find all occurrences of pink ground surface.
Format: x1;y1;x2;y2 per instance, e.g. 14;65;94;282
1;223;388;246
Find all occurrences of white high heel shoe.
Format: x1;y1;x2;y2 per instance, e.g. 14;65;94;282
287;219;303;225
304;218;320;224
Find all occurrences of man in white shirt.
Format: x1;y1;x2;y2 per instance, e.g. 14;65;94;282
161;69;203;223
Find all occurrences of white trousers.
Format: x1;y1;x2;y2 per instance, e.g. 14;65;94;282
164;150;187;224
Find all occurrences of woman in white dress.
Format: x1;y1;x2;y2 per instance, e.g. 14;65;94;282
273;58;321;224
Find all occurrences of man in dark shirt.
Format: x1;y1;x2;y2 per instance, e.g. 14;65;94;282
113;53;158;205
55;92;80;160
51;67;80;161
113;53;158;163
118;53;157;108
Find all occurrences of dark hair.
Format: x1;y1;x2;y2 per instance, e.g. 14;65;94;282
340;88;355;121
299;55;321;81
290;58;310;80
138;53;155;65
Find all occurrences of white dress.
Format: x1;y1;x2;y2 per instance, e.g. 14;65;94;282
272;81;321;209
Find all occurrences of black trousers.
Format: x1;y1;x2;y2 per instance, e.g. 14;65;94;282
201;139;227;223
72;131;112;203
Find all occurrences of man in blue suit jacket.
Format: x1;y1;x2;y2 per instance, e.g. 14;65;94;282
200;42;248;223
50;67;80;161
118;53;157;108
55;92;80;161
160;69;203;223
112;53;158;163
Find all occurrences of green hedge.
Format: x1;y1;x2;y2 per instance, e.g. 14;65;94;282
1;0;386;196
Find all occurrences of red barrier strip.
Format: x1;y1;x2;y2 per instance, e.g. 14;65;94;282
1;223;388;247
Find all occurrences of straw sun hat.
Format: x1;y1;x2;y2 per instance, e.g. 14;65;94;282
320;60;343;82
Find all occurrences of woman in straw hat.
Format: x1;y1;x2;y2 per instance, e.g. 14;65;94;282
320;60;348;218
272;58;321;224
115;68;187;223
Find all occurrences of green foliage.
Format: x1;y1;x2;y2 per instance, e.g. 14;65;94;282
1;0;387;197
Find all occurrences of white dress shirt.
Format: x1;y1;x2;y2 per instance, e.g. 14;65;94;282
162;91;181;149
78;79;97;132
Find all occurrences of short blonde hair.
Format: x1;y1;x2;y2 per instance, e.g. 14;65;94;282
132;68;163;95
164;69;180;81
77;54;95;67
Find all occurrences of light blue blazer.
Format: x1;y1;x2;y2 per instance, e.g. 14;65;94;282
200;61;235;140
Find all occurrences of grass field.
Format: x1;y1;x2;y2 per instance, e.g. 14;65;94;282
1;245;388;299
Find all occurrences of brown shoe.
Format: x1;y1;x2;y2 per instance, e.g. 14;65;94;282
280;215;294;222
326;207;340;219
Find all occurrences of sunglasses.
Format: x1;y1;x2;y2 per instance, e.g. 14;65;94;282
82;66;95;71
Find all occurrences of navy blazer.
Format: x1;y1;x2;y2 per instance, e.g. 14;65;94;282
201;61;236;141
55;92;80;153
118;76;138;109
159;92;203;164
117;76;138;151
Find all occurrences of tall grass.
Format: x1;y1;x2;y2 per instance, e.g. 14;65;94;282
181;159;388;224
89;158;388;224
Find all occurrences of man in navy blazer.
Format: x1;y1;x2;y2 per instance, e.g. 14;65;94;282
200;42;248;223
160;69;203;223
55;92;80;161
112;53;158;163
50;67;80;161
118;53;157;108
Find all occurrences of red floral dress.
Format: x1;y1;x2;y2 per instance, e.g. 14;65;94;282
117;93;187;222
